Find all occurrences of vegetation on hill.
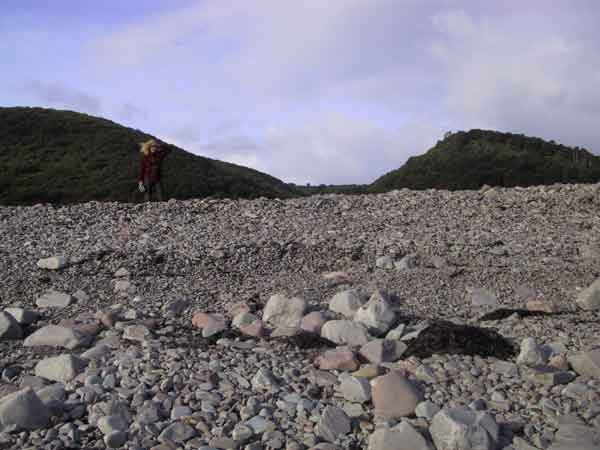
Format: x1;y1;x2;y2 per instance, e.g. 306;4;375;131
0;107;299;205
370;129;600;192
289;183;368;196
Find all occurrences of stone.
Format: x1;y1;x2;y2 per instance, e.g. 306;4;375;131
376;255;395;270
359;339;407;364
351;365;383;379
0;388;51;430
252;368;279;391
339;376;371;403
162;299;190;316
3;307;38;325
263;294;307;328
36;383;66;410
394;254;417;270
368;421;434;450
36;291;72;308
329;290;367;318
517;338;546;366
114;279;135;294
202;314;228;338
468;287;498;307
415;401;441;420
523;367;575;386
386;324;406;340
229;301;251;317
316;349;359;371
24;325;90;349
576;278;600;310
239;320;266;338
158;422;197;443
35;354;88;383
526;300;560;314
114;268;129;277
321;320;370;346
430;407;500;450
271;326;300;338
0;312;23;340
97;415;129;435
233;311;259;328
123;324;152;342
354;290;396;335
316;406;351;442
372;371;423;419
548;416;600;450
567;348;600;377
104;431;128;448
300;311;328;334
81;344;112;360
37;256;67;270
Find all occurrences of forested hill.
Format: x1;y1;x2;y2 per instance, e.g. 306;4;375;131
0;107;298;205
370;129;600;192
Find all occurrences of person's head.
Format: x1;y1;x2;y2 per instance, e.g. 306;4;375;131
140;139;161;156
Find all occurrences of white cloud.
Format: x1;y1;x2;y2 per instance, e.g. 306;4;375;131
22;80;101;114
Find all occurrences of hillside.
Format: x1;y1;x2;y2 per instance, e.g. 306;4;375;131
0;107;298;205
370;129;600;192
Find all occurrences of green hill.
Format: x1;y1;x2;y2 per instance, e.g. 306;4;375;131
0;107;298;205
369;129;600;192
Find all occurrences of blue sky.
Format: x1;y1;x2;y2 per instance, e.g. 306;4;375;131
3;0;600;184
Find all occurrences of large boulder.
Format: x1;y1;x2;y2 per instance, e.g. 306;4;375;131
0;312;23;340
354;290;396;335
24;325;91;349
0;387;51;430
369;421;434;450
35;354;88;383
576;279;600;310
329;290;367;318
567;348;600;377
372;371;423;419
36;291;73;308
321;320;370;346
430;407;499;450
263;294;307;328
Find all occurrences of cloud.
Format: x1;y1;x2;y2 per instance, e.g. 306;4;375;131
22;80;101;114
118;103;147;121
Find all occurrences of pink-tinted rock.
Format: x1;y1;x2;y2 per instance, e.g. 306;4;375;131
548;354;569;370
192;312;211;329
239;320;265;338
372;371;423;419
316;349;359;371
300;311;328;334
526;300;561;314
229;302;251;317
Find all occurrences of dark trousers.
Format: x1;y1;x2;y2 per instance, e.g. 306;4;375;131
144;178;163;202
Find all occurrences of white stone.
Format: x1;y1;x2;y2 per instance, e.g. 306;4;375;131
37;256;67;270
430;407;499;450
263;294;307;328
339;376;371;403
35;354;88;383
369;421;434;450
576;278;600;310
329;289;367;318
0;388;51;430
24;325;90;349
3;307;39;325
36;291;72;308
516;337;546;367
354;290;396;335
321;320;370;346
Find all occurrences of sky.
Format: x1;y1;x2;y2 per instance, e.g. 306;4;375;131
3;0;600;185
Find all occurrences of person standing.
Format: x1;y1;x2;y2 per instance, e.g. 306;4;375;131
138;139;171;201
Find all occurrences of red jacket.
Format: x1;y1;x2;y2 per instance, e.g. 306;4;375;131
138;147;171;183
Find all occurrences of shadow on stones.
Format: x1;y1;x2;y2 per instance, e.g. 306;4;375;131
403;320;516;359
271;331;336;350
477;308;562;321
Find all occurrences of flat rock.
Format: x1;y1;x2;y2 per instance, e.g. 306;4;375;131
329;289;367;318
372;371;423;419
339;376;371;403
576;278;600;310
567;348;600;377
316;405;351;443
122;324;152;342
321;320;370;346
359;339;407;364
0;312;23;340
300;311;328;334
548;416;600;450
376;255;395;269
35;354;88;383
24;325;90;349
36;291;72;308
430;407;500;450
0;387;51;430
369;421;433;450
354;289;396;335
468;287;498;307
263;294;307;328
523;366;575;386
36;256;67;270
158;421;197;443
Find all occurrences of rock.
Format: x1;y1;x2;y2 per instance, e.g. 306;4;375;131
0;387;51;430
239;320;266;338
321;320;370;346
233;311;259;328
104;431;128;448
229;301;251;317
339;376;371;403
36;383;66;409
386;324;406;340
368;421;434;450
516;337;546;366
394;254;417;270
271;326;300;338
329;290;367;318
576;278;600;310
81;344;112;360
547;416;600;450
35;354;88;383
24;325;90;349
114;279;135;294
73;290;89;303
114;268;129;278
316;406;351;442
300;311;328;334
468;287;498;307
354;290;396;335
202;314;228;338
0;312;23;340
3;307;38;325
415;401;441;420
376;255;395;270
430;407;499;450
252;368;279;391
523;366;575;386
97;415;129;435
359;339;407;364
372;371;423;419
158;421;197;443
316;349;359;371
123;324;152;342
567;348;600;377
162;299;190;316
526;300;561;314
351;365;383;379
37;256;67;270
36;291;73;308
263;294;307;328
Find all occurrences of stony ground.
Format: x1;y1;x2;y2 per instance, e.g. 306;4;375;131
0;184;600;450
